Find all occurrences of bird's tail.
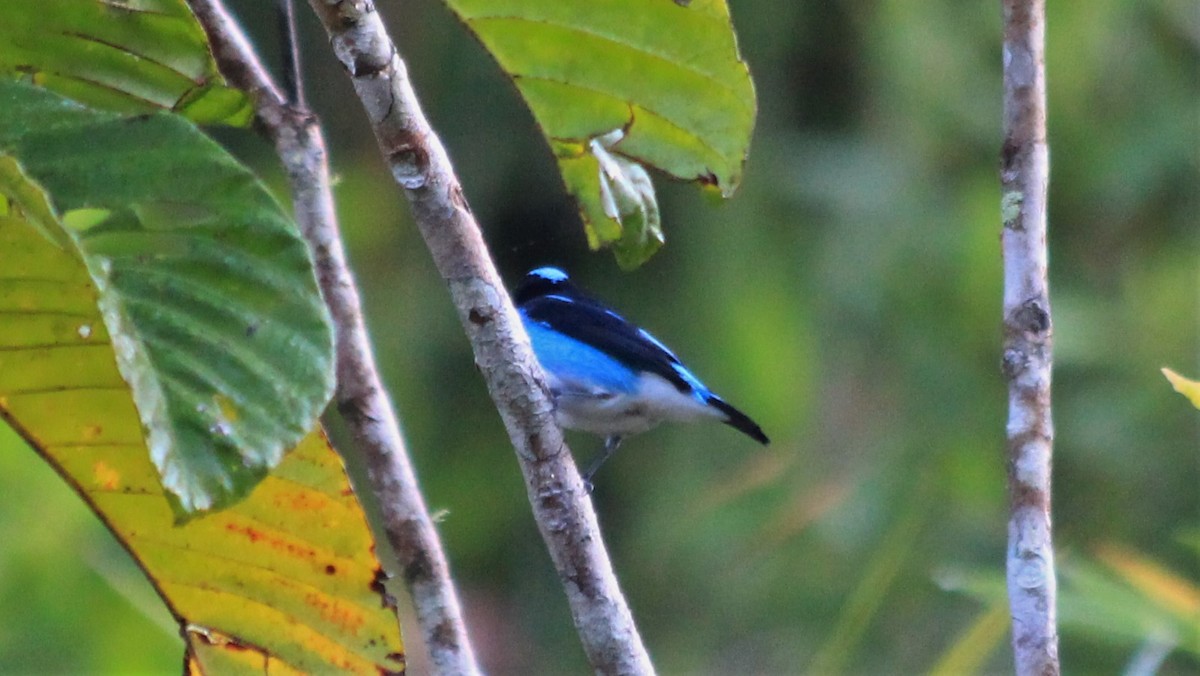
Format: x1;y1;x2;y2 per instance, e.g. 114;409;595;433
706;395;769;445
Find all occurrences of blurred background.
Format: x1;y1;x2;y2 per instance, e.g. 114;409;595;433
0;0;1196;673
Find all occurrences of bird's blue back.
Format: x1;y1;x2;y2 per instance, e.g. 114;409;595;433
515;266;769;446
520;314;639;395
516;271;709;400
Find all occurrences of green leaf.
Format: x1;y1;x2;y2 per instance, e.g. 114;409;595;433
940;545;1200;660
0;79;334;514
444;0;755;267
0;0;251;125
808;480;930;674
1091;543;1200;654
927;603;1008;676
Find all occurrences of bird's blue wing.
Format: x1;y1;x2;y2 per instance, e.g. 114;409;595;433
515;267;770;445
521;312;639;395
519;293;702;396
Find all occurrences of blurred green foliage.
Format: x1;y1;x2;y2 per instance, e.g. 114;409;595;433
0;0;1195;673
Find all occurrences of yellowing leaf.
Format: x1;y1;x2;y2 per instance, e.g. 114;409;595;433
928;603;1009;676
1162;367;1200;410
1094;542;1200;619
8;410;408;674
0;129;403;672
187;628;313;675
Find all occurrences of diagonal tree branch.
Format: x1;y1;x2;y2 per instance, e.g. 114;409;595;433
300;1;654;673
184;1;481;672
1000;0;1060;674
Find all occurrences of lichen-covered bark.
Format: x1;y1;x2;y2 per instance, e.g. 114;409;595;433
1000;1;1060;673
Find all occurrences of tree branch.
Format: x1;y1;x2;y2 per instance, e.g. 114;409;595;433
276;0;305;106
184;1;481;672
1000;1;1059;674
300;1;654;673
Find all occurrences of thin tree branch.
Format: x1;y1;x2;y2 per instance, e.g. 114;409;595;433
277;0;305;106
1000;1;1060;674
184;1;481;672
300;1;655;673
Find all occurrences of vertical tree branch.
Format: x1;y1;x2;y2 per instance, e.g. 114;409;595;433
1000;1;1060;674
184;1;481;672
301;2;655;673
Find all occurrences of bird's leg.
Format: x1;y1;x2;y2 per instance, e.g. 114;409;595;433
581;436;623;493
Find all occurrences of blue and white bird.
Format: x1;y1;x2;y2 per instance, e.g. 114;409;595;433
515;266;769;484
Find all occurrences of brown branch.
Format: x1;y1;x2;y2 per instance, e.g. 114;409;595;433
1000;0;1060;674
183;1;481;672
300;1;655;673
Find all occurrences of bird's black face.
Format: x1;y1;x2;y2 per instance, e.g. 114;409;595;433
515;266;574;305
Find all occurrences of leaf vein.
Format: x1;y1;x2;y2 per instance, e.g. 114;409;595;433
518;75;726;164
0;341;112;352
468;15;750;107
61;30;205;87
3;383;126;394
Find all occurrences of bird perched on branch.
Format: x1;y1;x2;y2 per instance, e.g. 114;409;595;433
515;266;769;487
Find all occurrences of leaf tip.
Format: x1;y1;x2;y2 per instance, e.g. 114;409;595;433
1162;367;1200;409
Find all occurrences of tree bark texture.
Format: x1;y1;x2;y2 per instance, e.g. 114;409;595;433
186;1;481;672
302;1;655;673
1000;1;1060;674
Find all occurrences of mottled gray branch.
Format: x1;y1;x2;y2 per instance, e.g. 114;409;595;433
184;1;480;672
1000;1;1060;674
301;1;654;673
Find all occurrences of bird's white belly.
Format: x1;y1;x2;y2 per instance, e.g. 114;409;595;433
548;371;719;438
